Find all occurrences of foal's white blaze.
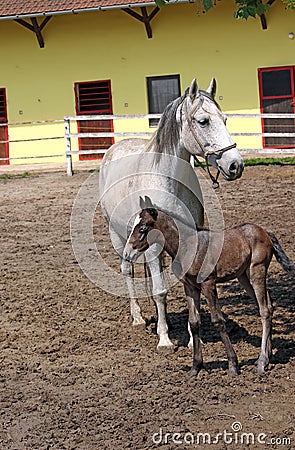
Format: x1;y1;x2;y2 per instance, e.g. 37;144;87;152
124;213;141;262
131;214;141;233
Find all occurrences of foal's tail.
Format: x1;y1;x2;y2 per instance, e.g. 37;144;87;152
267;231;295;272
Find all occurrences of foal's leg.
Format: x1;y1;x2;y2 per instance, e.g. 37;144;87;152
202;279;239;375
120;258;146;328
238;272;256;300
250;264;273;373
147;254;174;352
184;282;203;376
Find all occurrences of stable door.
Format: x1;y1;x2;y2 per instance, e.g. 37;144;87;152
75;80;114;160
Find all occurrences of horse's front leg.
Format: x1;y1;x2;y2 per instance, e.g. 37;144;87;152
147;252;174;352
202;279;239;375
184;281;203;377
120;258;146;329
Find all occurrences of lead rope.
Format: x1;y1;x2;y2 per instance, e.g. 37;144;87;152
193;154;221;189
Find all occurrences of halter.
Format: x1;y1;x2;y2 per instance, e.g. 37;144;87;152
183;96;237;189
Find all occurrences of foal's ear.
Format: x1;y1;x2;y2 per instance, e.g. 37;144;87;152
207;77;217;99
189;78;199;102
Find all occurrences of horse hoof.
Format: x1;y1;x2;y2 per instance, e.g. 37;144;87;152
188;367;201;377
228;367;239;376
256;365;266;374
156;343;175;354
255;358;268;374
132;319;146;331
187;341;194;351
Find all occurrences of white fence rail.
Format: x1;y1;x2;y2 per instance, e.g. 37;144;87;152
0;119;65;164
0;114;295;174
64;114;162;175
64;113;295;176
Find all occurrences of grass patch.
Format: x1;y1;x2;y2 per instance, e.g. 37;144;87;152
0;171;31;180
244;157;295;166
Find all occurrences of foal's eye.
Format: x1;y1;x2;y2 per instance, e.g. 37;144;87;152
139;225;148;234
138;224;149;241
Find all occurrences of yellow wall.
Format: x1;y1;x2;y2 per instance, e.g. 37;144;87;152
0;0;294;164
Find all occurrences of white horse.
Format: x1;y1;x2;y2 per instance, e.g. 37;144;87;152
99;77;244;351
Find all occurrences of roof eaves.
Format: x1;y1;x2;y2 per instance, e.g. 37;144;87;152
0;3;160;21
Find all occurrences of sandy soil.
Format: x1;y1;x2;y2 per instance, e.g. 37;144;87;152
0;165;294;449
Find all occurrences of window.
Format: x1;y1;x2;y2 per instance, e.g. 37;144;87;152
147;75;181;126
75;80;113;114
258;66;295;148
74;80;114;160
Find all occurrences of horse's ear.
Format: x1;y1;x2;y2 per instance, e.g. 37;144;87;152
139;196;145;210
144;196;154;208
189;78;199;102
207;77;217;99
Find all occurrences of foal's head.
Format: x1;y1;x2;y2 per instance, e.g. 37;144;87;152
124;207;159;262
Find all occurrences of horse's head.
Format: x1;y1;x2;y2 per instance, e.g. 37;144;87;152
123;197;160;262
180;78;244;181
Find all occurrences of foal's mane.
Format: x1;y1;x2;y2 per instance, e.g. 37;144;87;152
148;89;220;156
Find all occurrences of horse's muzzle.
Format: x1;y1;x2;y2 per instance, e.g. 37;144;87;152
123;243;139;263
218;158;244;181
228;160;244;179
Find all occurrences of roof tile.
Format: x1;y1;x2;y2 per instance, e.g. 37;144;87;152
0;0;154;18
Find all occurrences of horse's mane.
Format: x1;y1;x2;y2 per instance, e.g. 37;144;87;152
148;89;220;156
152;93;186;154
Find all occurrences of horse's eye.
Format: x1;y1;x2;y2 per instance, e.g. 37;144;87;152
198;117;209;127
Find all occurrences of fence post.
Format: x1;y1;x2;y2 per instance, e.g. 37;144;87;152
64;117;73;176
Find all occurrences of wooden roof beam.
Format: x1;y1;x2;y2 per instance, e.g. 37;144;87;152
14;16;52;48
122;6;160;39
260;0;276;30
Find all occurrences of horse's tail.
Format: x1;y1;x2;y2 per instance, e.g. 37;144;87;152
267;231;295;272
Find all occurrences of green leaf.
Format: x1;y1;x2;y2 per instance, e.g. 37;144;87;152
203;0;213;11
154;0;167;8
235;6;250;19
247;4;258;17
282;0;295;8
256;3;270;15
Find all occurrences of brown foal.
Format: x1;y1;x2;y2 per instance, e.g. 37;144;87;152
123;197;294;377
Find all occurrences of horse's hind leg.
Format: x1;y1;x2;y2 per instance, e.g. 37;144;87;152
202;279;239;375
147;253;174;352
250;263;273;373
238;272;256;300
120;258;146;329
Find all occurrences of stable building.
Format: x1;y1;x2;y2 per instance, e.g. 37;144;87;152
0;0;294;166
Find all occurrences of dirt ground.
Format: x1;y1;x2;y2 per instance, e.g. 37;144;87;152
0;165;294;450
